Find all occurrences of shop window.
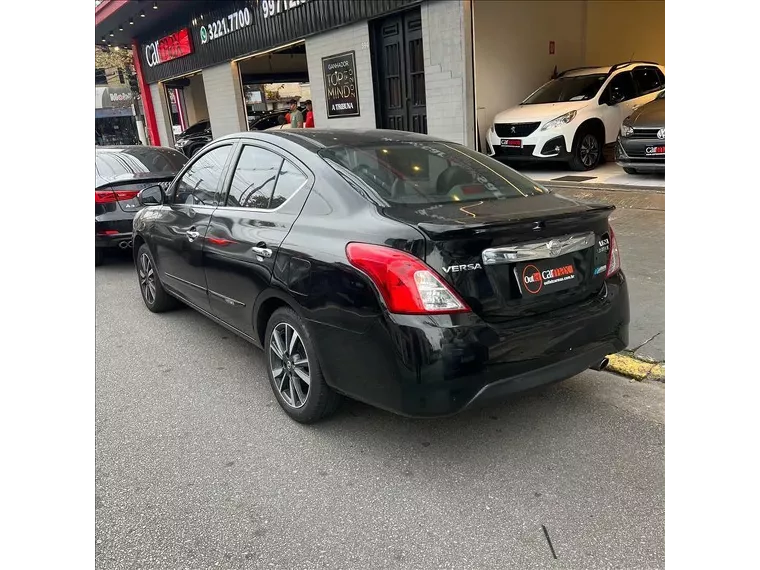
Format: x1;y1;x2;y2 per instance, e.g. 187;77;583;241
174;145;233;206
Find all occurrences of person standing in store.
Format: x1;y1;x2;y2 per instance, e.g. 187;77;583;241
304;100;315;128
288;99;304;128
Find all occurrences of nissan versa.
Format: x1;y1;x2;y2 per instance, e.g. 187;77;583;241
132;129;629;423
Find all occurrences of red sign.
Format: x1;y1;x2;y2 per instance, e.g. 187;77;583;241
144;28;193;68
549;41;555;55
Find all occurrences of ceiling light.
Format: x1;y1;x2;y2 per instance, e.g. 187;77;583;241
101;36;106;42
139;10;145;18
109;30;114;37
118;25;124;31
153;2;158;9
129;18;134;25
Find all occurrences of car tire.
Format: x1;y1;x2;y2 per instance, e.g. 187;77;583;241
95;248;104;267
264;307;342;424
623;167;638;175
136;243;177;313
570;128;602;171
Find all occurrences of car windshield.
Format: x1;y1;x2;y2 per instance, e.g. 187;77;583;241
181;121;209;136
95;148;188;183
319;141;546;206
522;74;606;104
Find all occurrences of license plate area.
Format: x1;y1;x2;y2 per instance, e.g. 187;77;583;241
514;254;580;297
501;139;522;148
646;145;665;155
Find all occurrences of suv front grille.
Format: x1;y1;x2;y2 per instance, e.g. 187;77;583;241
494;122;541;138
631;127;663;139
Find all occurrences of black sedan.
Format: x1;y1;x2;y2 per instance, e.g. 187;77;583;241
173;120;212;158
616;90;665;174
95;146;187;266
132;129;629;423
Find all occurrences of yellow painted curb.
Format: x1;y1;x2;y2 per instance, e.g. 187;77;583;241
606;353;659;381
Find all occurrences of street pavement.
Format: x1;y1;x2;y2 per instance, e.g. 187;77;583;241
96;257;664;570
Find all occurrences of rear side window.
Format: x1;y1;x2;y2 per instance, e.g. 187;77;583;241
271;160;308;209
632;67;663;94
174;145;232;206
320;141;545;206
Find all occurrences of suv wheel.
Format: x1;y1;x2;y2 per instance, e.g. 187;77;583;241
570;130;602;171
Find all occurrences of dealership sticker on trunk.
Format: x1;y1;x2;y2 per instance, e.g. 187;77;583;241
501;139;522;148
515;256;579;297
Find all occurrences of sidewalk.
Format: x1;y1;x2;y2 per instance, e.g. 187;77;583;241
547;184;665;369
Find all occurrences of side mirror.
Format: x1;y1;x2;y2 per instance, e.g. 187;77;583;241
608;87;624;105
138;184;165;206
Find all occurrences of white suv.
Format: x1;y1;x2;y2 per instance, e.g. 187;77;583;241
485;62;665;171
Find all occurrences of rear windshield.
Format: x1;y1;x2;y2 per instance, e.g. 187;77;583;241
319;141;546;206
95;148;188;182
523;74;606;104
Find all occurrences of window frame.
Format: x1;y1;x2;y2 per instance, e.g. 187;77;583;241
167;141;237;207
217;141;312;213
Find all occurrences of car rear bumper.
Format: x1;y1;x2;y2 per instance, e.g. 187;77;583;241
95;215;135;249
308;272;629;418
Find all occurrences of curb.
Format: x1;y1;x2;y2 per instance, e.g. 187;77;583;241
606;353;665;382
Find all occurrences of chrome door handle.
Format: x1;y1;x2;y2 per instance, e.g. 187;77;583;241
186;230;200;241
251;246;272;258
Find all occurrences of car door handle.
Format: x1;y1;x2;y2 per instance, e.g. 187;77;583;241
251;246;272;258
186;230;200;242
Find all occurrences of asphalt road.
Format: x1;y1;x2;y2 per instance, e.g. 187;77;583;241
96;258;664;570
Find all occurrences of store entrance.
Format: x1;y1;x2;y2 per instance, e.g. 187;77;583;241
236;42;311;131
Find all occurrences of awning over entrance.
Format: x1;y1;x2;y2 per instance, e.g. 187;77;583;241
96;86;134;110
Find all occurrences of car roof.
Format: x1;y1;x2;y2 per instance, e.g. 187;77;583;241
216;129;449;152
561;66;612;77
561;62;663;78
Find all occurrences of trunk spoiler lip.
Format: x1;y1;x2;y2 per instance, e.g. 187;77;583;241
413;203;615;239
95;172;178;190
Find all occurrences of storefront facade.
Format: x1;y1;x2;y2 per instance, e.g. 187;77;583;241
96;0;475;149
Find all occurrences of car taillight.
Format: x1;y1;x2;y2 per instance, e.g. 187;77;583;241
606;225;621;278
346;243;470;315
95;189;140;203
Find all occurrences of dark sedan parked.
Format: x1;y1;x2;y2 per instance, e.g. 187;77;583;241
174;120;212;158
132;129;629;423
616;90;665;174
95;146;187;266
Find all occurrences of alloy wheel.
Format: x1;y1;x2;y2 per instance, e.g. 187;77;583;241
138;253;156;305
580;134;600;167
269;322;310;409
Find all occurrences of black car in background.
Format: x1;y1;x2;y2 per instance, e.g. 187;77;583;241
174;109;307;157
132;129;629;423
95;146;188;266
174;120;212;158
616;90;665;174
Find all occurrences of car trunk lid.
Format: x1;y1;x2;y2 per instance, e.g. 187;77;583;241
383;193;615;322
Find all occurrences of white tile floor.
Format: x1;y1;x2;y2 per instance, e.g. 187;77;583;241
516;162;665;189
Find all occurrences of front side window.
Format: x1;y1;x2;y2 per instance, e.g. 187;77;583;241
271;160;308;209
604;72;638;102
320;141;545;206
173;145;232;206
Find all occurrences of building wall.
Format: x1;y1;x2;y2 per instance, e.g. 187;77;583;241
585;0;665;65
472;0;587;149
149;83;175;147
420;0;474;147
202;62;248;137
305;21;377;129
184;74;209;126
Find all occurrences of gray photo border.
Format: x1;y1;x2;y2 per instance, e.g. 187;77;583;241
665;0;673;569
87;0;96;570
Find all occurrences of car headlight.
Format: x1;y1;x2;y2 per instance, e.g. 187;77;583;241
540;110;577;131
620;124;634;137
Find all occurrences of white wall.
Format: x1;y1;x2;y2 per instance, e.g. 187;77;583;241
202;62;247;137
149;83;174;147
472;0;587;148
184;74;208;126
305;21;376;129
421;0;475;147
